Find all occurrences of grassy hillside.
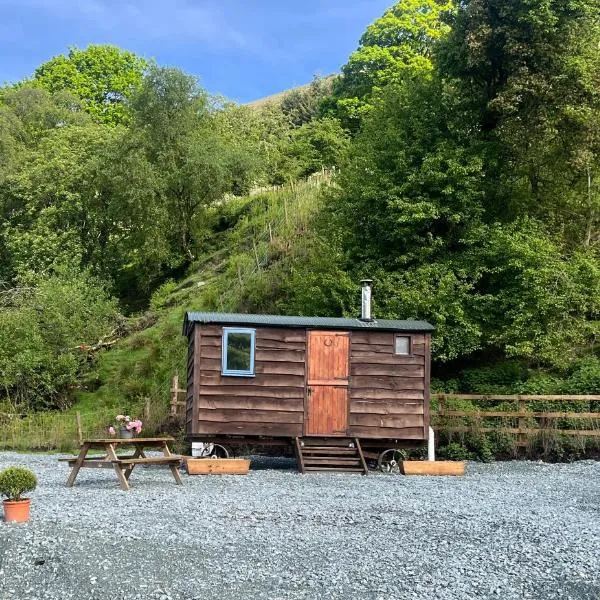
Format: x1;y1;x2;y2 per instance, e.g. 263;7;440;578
73;175;331;417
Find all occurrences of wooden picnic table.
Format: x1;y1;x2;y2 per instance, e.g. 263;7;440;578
62;437;183;491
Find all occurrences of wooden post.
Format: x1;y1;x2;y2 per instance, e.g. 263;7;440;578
171;374;179;415
252;238;261;269
268;222;273;242
144;398;150;422
517;396;526;448
75;411;83;446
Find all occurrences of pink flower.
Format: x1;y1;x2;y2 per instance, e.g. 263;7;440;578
108;426;116;436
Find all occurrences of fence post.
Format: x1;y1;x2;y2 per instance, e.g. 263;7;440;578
517;396;526;448
252;238;261;270
76;411;83;446
171;374;179;415
144;398;150;422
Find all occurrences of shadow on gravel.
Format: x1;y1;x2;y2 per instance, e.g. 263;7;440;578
247;456;297;471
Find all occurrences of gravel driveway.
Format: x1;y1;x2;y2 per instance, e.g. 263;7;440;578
0;453;598;600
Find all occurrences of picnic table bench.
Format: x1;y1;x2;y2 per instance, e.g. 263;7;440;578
60;437;183;491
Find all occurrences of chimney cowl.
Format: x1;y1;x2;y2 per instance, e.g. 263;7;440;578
360;279;373;322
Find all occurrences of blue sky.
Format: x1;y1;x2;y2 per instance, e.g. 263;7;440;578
0;0;392;102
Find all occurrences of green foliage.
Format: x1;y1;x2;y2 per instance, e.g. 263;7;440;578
0;85;89;143
331;0;454;130
274;118;349;182
129;66;261;267
0;269;117;411
460;362;528;394
3;10;600;423
529;431;589;463
328;0;600;369
149;280;179;312
437;442;475;461
81;179;327;410
34;45;146;125
559;357;600;394
280;76;335;126
0;466;37;501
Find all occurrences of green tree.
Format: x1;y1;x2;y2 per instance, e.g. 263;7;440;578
130;66;258;262
0;268;117;411
280;75;335;126
34;45;146;125
437;0;600;241
275;117;349;182
0;85;89;143
331;0;453;130
328;0;600;367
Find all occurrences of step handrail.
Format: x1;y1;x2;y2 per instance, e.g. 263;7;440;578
354;438;369;475
294;437;306;474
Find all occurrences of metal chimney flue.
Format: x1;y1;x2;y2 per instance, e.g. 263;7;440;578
360;279;373;322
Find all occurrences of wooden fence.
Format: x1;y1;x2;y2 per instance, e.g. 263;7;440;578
0;398;159;452
433;394;600;446
2;389;599;452
170;374;186;415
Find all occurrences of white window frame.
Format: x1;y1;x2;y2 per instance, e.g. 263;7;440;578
221;327;256;377
394;334;412;356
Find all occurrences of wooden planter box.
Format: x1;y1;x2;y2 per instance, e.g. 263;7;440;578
400;461;465;476
185;458;250;475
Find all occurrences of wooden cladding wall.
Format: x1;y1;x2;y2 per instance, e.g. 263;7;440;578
185;330;195;433
191;325;306;437
349;331;428;440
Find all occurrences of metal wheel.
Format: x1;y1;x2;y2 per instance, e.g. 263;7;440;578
197;443;230;458
207;444;229;459
377;449;405;474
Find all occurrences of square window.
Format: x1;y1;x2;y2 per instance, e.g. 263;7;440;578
222;328;255;376
395;335;411;355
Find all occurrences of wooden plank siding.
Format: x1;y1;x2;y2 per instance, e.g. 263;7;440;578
191;325;306;437
349;331;427;439
185;331;195;433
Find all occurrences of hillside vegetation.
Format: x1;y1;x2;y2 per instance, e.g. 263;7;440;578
2;0;600;421
76;176;332;414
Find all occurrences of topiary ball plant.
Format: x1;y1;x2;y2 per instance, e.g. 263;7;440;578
0;466;37;501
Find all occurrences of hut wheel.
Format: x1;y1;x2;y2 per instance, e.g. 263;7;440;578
199;443;230;459
377;449;406;474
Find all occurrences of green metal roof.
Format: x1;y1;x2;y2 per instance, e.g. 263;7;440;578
183;312;434;334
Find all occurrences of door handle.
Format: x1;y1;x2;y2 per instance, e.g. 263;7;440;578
307;387;312;396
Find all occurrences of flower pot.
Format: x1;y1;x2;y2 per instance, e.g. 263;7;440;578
118;427;134;439
3;498;31;523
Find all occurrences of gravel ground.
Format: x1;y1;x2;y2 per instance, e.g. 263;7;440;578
0;453;599;600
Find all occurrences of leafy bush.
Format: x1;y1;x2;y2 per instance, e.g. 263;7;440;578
0;466;37;501
460;362;528;394
528;431;589;462
438;442;475;461
559;357;600;394
0;268;117;410
149;280;178;311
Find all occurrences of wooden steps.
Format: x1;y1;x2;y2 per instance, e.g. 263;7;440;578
295;437;368;475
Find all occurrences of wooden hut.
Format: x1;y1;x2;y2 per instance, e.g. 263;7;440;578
183;283;434;473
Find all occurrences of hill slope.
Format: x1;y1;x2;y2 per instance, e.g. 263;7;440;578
74;175;332;417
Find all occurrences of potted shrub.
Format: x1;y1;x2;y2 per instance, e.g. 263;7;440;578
0;466;37;523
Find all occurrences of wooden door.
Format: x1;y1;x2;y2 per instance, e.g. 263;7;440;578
305;331;349;436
